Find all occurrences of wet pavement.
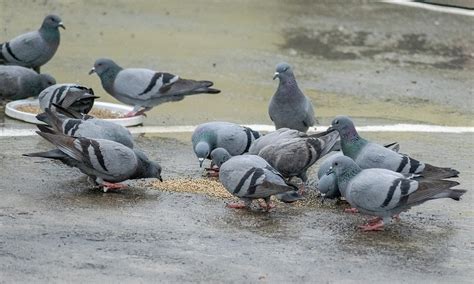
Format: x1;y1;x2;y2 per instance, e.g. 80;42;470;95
0;0;473;283
0;132;473;283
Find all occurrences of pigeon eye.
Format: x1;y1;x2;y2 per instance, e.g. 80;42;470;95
334;162;339;166
334;120;339;125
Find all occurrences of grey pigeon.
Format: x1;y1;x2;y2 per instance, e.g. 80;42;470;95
192;121;260;168
0;65;55;101
89;58;221;116
36;106;134;149
0;14;64;73
248;127;307;155
256;130;339;183
269;62;316;132
317;142;400;200
24;131;161;191
211;148;298;211
328;155;466;231
38;84;98;114
327;115;459;179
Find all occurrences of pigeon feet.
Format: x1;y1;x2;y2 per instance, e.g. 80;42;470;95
123;111;146;118
101;182;127;192
226;202;248;209
258;200;275;211
367;217;382;225
344;207;359;214
359;220;385;231
392;214;401;222
205;165;220;177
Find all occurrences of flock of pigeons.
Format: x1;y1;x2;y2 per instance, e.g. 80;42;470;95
1;15;467;231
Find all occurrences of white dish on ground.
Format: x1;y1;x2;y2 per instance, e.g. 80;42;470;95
5;99;144;127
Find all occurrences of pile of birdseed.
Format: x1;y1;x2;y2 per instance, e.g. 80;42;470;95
16;105;120;119
150;178;234;199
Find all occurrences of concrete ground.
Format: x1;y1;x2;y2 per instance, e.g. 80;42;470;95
0;0;473;283
0;132;473;283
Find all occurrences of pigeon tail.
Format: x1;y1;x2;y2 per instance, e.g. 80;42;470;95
422;163;460;179
446;189;467;201
23;148;67;159
36;124;57;134
52;103;92;120
276;191;304;203
36;112;50;124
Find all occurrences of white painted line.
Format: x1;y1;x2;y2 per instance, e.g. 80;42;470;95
1;124;473;137
383;0;474;16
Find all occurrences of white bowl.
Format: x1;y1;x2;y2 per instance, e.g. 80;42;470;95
5;99;144;127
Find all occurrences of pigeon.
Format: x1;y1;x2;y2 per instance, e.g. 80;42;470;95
328;155;466;231
327;115;459;179
0;65;55;101
0;14;64;73
24;131;161;191
317;142;400;200
256;130;339;183
38;84;99;114
192;121;260;168
89;58;221;117
248;127;308;155
210;148;298;211
269;62;316;132
36;105;134;149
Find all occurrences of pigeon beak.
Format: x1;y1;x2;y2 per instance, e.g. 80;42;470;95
88;67;96;75
158;176;163;182
198;158;204;168
273;72;279;80
58;22;66;30
326;167;335;175
326;125;336;133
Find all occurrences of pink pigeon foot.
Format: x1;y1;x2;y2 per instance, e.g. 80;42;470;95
359;220;385;231
344;207;359;214
226;202;248;209
392;214;401;222
258;200;275;211
368;216;383;225
102;182;128;192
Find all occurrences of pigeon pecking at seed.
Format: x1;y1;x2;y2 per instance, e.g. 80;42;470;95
328;155;466;231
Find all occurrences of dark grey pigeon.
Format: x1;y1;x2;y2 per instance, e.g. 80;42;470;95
317;142;400;200
328;155;466;231
192;121;260;168
38;84;98;114
24;131;162;192
36;106;134;148
0;14;64;73
269;62;316;132
89;58;221;117
0;65;55;101
211;148;298;211
257;130;339;183
248;127;307;155
327;115;459;179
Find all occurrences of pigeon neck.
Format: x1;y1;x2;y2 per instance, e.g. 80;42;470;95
337;166;362;196
340;127;366;158
100;66;122;95
278;76;301;94
22;75;43;96
39;26;60;44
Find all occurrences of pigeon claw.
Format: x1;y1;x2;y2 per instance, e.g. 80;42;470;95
101;182;127;192
258;200;275;212
359;220;385;231
344;207;359;214
226;202;248;209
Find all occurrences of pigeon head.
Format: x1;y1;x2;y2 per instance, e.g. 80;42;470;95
273;62;294;80
42;14;65;30
327;156;361;182
327;115;359;139
38;74;56;90
210;148;231;168
316;172;341;200
195;141;211;167
134;149;163;182
89;58;120;76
